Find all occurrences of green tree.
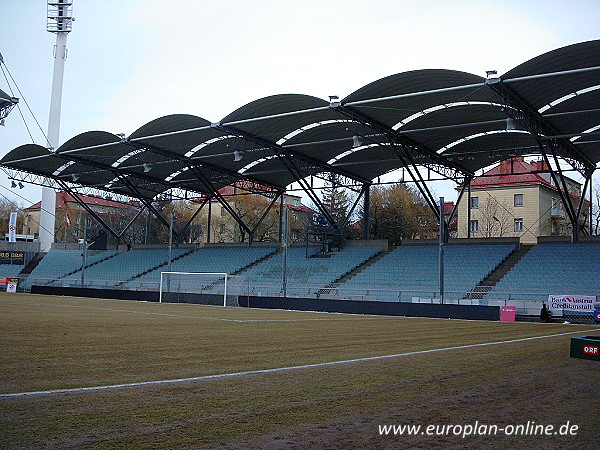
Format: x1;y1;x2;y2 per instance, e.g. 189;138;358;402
364;183;435;244
321;173;351;228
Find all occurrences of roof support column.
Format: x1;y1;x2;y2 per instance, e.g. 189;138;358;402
448;177;471;236
207;198;212;244
391;142;440;221
536;142;585;241
117;203;147;241
186;166;254;242
575;171;593;240
118;176;181;238
467;180;472;239
55;180;120;241
363;183;370;240
341;182;370;230
590;171;594;235
177;196;210;243
249;190;284;245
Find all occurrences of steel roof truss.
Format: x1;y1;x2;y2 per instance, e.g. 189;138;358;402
486;80;595;177
536;141;588;240
177;196;209;240
249;190;284;244
117;176;180;237
125;138;274;196
117;203;147;241
331;104;473;181
390;142;441;221
55;179;121;240
279;156;338;229
341;183;370;230
215;123;370;185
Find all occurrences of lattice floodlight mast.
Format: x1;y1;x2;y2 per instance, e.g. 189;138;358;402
0;55;19;124
0;98;18;122
41;0;74;252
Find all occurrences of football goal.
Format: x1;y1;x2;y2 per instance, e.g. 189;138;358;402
159;272;245;306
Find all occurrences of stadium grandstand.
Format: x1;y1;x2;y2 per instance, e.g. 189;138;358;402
1;40;599;322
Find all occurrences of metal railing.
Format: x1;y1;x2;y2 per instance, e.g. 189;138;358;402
19;276;597;323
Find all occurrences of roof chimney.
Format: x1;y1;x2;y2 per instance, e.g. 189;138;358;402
536;159;548;171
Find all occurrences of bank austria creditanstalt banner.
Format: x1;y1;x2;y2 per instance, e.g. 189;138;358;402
548;295;596;312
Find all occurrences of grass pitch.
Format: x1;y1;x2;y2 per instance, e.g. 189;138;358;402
0;292;598;448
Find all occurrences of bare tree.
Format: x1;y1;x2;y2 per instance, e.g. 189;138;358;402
0;197;24;237
478;196;512;238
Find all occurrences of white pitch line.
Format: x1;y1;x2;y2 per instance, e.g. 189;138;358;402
2;328;598;399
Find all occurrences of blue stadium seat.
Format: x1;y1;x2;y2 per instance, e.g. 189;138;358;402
122;246;278;290
240;246;382;296
336;243;516;302
485;242;600;302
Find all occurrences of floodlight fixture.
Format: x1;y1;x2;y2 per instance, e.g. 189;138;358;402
328;95;340;107
71;173;79;182
10;180;16;188
18;182;24;189
505;118;518;130
352;135;363;148
234;150;243;162
485;70;501;85
143;163;151;173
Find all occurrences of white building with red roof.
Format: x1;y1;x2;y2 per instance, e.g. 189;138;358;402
456;157;589;243
22;191;135;240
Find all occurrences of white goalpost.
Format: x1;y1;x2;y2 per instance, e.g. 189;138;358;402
159;272;238;306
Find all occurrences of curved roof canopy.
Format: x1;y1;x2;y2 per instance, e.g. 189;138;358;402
2;40;599;202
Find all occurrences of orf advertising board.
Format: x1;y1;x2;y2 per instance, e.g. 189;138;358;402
548;295;595;312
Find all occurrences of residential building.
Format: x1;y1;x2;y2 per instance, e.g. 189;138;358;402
456;157;589;243
22;191;136;241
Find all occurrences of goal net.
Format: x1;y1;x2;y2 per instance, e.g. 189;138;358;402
159;272;245;306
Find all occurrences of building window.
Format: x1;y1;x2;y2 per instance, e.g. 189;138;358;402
469;220;479;233
219;223;226;234
220;206;227;217
514;218;523;232
514;193;524;207
470;196;479;209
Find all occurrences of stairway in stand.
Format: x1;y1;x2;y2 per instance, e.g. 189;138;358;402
464;244;534;300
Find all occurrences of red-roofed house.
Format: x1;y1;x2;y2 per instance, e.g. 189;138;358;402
456;157;589;243
22;191;135;240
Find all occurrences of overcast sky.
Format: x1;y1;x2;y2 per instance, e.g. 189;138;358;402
2;0;599;208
